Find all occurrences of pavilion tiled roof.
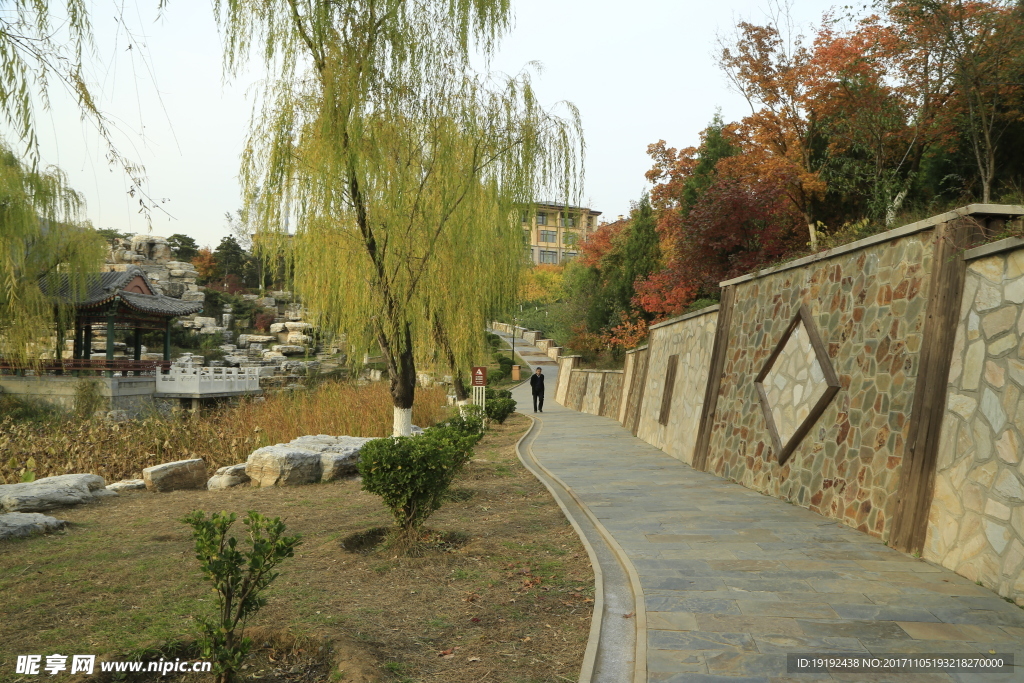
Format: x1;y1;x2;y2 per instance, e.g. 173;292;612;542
42;266;203;317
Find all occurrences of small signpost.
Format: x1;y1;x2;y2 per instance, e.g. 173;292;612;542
471;366;487;408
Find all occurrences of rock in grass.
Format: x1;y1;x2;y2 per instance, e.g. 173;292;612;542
0;474;107;513
291;435;377;481
245;446;323;487
107;479;146;492
143;459;208;492
0;512;67;540
207;464;251;490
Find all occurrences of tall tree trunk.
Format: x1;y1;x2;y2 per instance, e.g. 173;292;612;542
378;321;416;436
431;312;469;402
805;214;818;251
452;374;469;402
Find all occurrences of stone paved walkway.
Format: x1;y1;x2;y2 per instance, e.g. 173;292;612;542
497;332;1024;682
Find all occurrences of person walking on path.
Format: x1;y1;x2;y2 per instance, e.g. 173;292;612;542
530;367;545;412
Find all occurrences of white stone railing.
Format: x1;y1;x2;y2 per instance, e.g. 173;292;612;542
155;366;261;394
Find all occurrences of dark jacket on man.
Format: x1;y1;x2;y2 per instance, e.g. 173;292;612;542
529;372;545;395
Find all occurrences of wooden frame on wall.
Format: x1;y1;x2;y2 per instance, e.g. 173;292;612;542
754;304;841;466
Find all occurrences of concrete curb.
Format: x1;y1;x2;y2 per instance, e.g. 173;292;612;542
523;416;648;683
514;414;604;683
499;326;648;680
512;411;647;683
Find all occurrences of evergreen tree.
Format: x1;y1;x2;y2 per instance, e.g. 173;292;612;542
167;234;200;262
615;194;661;318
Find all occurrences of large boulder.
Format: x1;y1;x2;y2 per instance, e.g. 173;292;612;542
143;459;208;492
284;321;312;332
207;464;251;490
290;435;377;481
245;446;322;487
0;474;108;513
272;345;307;356
237;334;275;347
161;281;186;298
0;512;67;540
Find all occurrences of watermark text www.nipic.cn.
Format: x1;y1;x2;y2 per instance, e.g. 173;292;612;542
15;655;213;676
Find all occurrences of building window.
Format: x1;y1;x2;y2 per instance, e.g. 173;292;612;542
559;213;575;227
539;230;557;243
539;250;558;264
521;211;529;224
536;211;548;226
587;215;595;228
561;251;576;263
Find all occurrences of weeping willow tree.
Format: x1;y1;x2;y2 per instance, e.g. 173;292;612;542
219;0;582;434
0;0;147;365
0;149;105;364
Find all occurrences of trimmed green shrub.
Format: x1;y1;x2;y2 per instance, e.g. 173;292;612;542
181;511;301;683
359;428;480;535
432;405;485;435
487;369;506;384
485;388;512;400
485;397;517;424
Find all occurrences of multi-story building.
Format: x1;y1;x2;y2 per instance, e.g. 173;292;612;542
522;202;603;265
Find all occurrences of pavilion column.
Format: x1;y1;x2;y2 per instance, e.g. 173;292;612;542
73;319;82;360
83;323;93;368
105;303;116;378
133;326;142;376
163;319;171;368
71;319;82;376
54;306;64;364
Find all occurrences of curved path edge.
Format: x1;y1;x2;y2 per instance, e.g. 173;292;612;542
515;413;648;683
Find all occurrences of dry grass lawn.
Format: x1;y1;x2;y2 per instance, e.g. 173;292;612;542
0;413;594;683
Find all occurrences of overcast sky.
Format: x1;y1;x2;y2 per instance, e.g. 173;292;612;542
37;0;838;247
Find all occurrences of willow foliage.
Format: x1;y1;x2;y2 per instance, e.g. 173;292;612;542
0;0;149;364
219;0;583;423
0;149;104;364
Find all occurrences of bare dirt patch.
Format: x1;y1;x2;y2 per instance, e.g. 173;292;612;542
0;413;594;682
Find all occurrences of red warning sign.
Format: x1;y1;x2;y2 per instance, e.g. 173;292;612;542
471;366;487;386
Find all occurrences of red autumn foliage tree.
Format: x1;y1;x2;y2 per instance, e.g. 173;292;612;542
191;248;219;285
718;10;828;249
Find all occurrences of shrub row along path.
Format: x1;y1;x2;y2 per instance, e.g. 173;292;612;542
495;330;1024;683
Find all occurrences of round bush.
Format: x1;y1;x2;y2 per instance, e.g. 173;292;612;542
358;429;479;534
485;397;517;424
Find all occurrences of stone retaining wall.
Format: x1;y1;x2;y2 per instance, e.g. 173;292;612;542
636;308;719;466
705;226;936;538
571;370;625;418
565;370;588;411
0;376;158;417
926;238;1024;602
555;355;581;405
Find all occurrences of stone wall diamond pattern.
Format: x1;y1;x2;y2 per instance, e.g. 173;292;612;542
755;305;841;465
